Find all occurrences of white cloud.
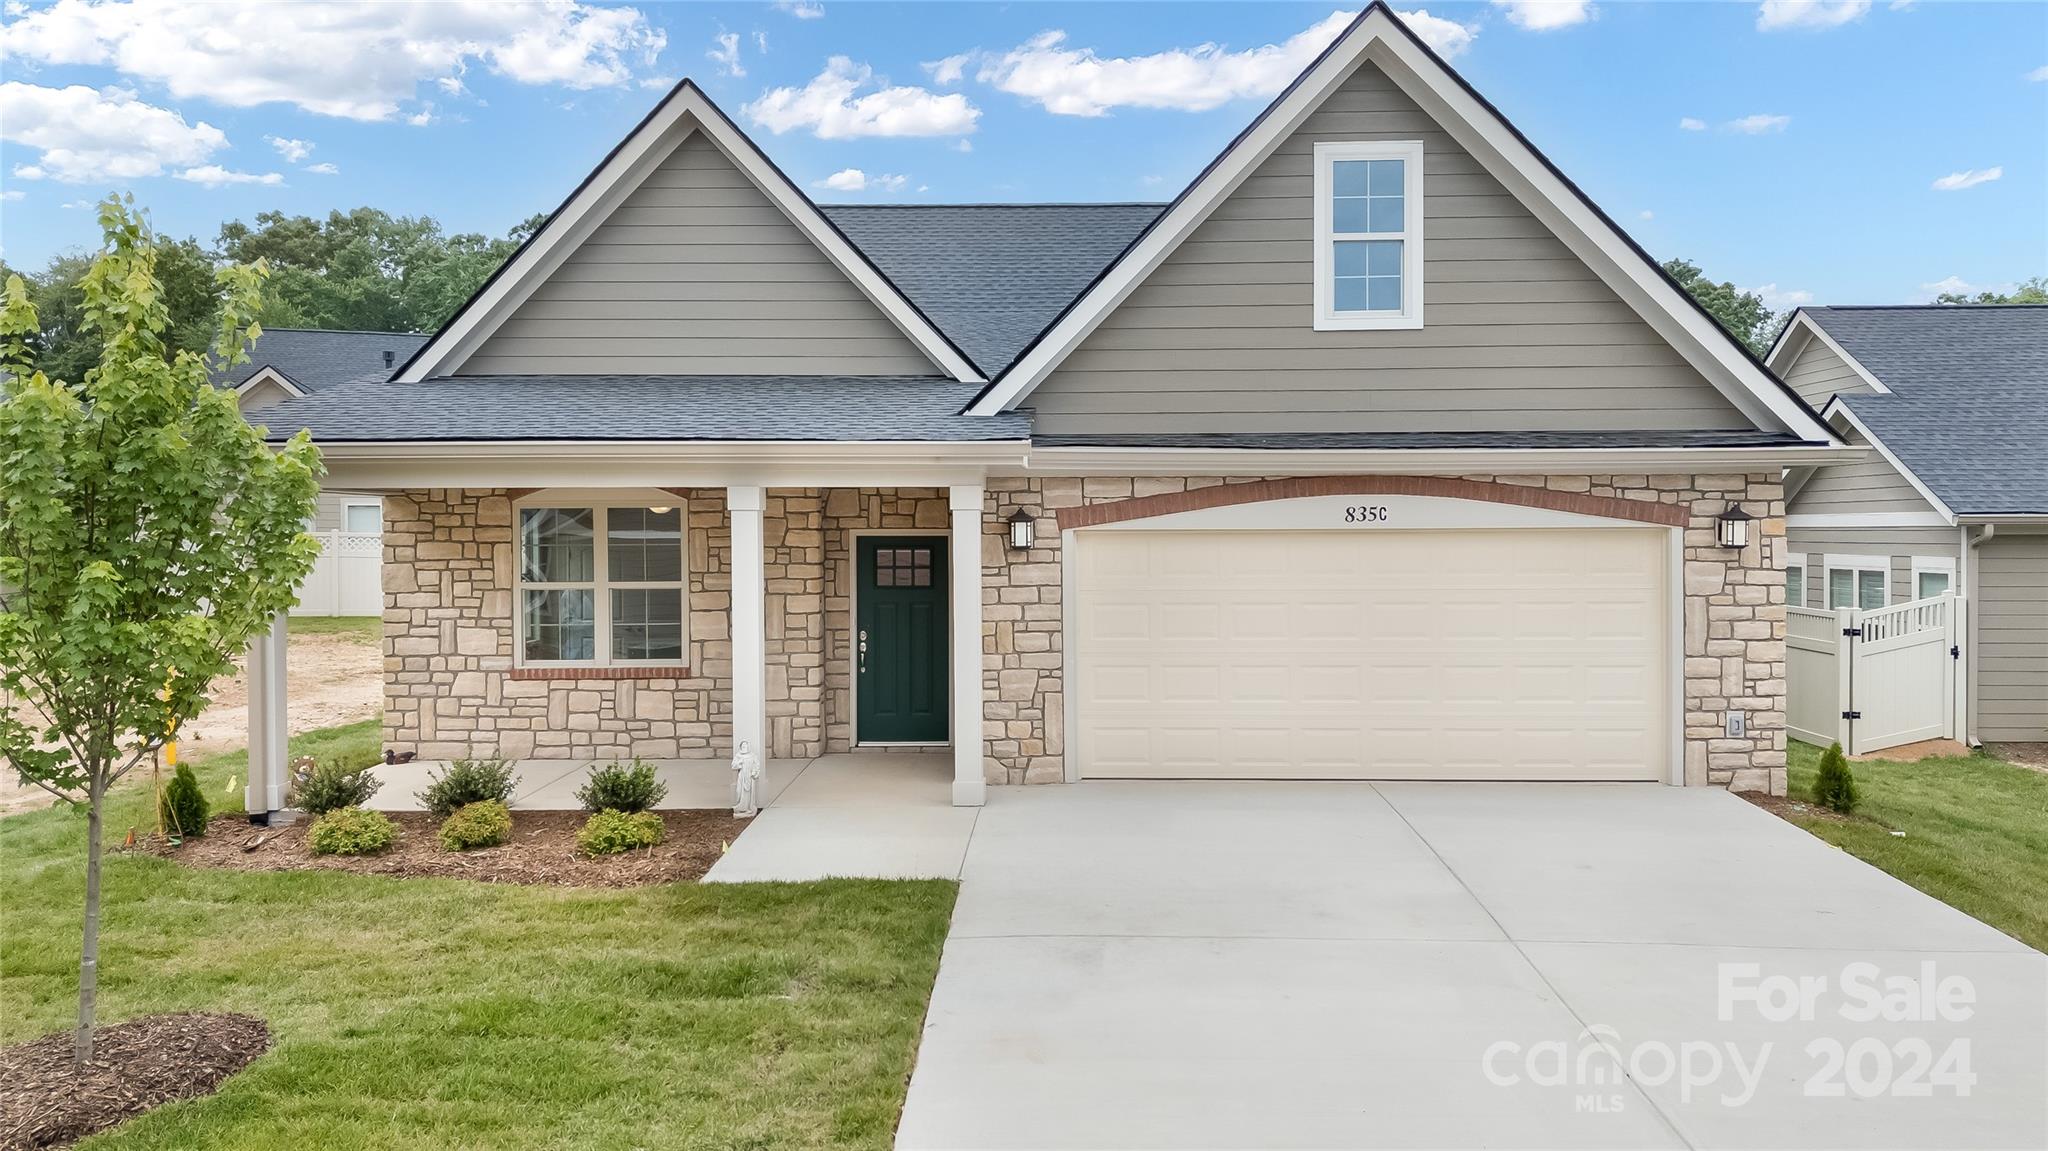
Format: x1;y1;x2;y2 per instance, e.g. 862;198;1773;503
1931;166;2001;191
925;52;970;86
708;31;743;77
754;31;769;54
1755;1;1871;30
2026;65;2048;83
745;56;978;138
773;0;824;18
951;138;972;153
1747;283;1813;311
265;135;313;163
174;164;284;188
0;0;667;121
1637;209;1653;220
0;189;23;201
1492;1;1594;31
813;167;906;193
306;161;339;174
1678;116;1707;131
1726;113;1791;134
0;81;227;181
1916;274;2000;301
60;199;92;209
1394;9;1479;57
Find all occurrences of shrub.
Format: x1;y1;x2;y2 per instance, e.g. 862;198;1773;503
574;758;668;814
416;757;518;819
307;807;397;856
160;762;210;839
578;809;664;856
439;800;512;851
1812;741;1858;814
292;755;381;815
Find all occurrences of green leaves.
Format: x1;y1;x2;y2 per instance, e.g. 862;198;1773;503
0;196;322;802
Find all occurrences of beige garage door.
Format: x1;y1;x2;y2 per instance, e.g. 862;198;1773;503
1074;528;1668;781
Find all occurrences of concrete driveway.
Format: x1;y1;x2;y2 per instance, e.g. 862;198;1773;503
896;782;2045;1150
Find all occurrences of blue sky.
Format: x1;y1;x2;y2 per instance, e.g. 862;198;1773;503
1;1;2042;309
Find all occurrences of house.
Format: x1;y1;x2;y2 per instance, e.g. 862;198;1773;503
1768;304;2048;745
217;326;429;537
247;4;1855;808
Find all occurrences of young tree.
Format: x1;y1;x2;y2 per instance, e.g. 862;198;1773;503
0;196;322;1066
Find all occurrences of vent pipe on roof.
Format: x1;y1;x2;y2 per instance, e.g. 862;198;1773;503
383;350;395;368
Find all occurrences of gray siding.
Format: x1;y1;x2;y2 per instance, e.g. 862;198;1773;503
1026;62;1750;436
1972;532;2048;743
459;132;936;376
236;377;295;412
1792;426;1940;517
1785;527;1959;608
1777;333;1871;408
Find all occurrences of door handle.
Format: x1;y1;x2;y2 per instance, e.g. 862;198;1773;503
859;629;868;674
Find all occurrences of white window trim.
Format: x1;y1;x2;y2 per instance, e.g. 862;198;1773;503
1910;555;1956;601
340;498;383;534
1786;553;1808;609
1823;553;1889;611
512;489;689;670
1313;139;1425;331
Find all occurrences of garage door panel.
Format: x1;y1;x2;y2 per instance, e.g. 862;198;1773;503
1076;527;1667;781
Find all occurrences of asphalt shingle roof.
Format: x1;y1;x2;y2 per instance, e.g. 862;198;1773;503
212;328;429;393
253;375;1029;443
1802;306;2048;515
819;204;1164;378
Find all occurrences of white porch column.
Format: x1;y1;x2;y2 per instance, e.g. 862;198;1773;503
728;486;767;767
949;483;986;807
243;610;288;820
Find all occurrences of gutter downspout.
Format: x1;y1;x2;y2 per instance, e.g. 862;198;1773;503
1961;524;1998;747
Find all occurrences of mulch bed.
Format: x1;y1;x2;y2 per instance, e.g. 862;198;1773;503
0;1013;270;1150
136;809;754;887
1738;790;1856;825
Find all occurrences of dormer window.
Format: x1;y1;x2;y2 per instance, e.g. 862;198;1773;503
1313;140;1424;330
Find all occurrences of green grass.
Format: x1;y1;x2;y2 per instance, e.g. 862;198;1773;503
1785;741;2047;951
285;615;381;641
1;723;958;1149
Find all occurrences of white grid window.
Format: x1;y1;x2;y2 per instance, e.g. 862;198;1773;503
517;500;686;666
1825;555;1888;611
1314;140;1424;331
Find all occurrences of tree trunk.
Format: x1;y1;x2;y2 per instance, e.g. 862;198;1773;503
73;781;103;1067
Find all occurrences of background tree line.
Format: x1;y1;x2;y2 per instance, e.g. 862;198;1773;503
0;208;542;380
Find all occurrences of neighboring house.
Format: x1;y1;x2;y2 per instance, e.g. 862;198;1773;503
250;5;1853;804
1768;305;2048;744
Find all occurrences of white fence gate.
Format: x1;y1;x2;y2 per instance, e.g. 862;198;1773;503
292;530;382;617
1788;594;1967;754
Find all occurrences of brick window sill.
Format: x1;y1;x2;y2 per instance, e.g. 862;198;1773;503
508;666;691;682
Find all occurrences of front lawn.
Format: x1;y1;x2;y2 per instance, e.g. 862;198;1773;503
0;723;957;1149
1784;741;2047;952
285;615;382;641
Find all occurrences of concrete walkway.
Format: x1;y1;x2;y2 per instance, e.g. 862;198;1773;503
896;782;2046;1150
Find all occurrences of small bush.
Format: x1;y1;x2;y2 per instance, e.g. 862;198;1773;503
574;758;668;814
416;757;518;819
308;807;396;856
439;800;512;851
160;762;210;838
1812;741;1859;814
292;755;381;815
578;809;664;856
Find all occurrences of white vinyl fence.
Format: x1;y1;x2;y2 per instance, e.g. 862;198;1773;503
1788;594;1967;754
291;530;382;617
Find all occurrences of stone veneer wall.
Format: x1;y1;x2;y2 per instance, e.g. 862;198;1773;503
979;474;1790;795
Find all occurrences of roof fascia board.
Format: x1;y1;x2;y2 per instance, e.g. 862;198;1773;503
311;439;1027;492
234;366;305;398
970;6;1835;444
1820;399;1956;524
395;85;981;384
1023;442;1863;477
1768;312;1891;394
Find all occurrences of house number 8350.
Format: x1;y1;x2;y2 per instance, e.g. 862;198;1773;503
1344;505;1390;524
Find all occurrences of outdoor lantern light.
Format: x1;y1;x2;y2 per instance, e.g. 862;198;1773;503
1007;508;1036;551
1717;505;1754;549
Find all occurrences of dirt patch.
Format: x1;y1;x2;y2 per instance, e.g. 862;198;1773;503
141;809;754;888
1986;743;2048;774
1;630;381;816
1738;790;1857;825
1850;738;1973;763
0;1012;270;1150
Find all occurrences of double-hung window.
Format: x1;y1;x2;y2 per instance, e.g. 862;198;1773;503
1825;555;1888;611
517;500;686;668
1314;140;1424;330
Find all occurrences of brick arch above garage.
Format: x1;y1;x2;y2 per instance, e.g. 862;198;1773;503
1051;475;1691;531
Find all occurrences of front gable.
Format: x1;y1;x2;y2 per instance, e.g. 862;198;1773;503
972;4;1832;445
1025;60;1749;436
1764;311;1888;408
398;83;978;383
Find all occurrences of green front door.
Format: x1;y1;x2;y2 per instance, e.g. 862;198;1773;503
856;537;949;743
